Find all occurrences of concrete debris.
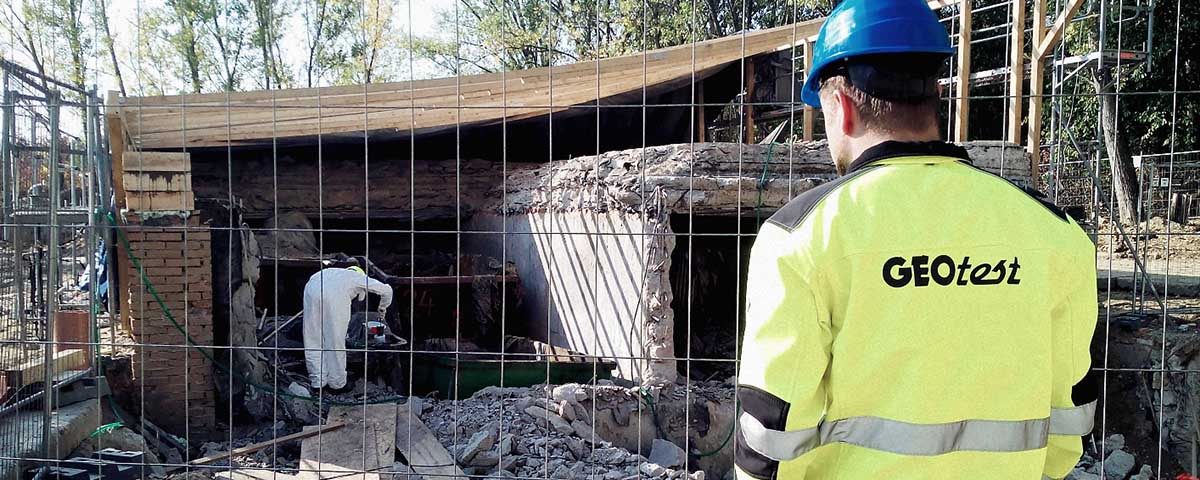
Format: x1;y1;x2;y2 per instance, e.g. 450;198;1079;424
650;438;687;469
1128;465;1154;480
1100;450;1136;480
458;429;496;465
1102;434;1125;455
1067;437;1148;480
420;383;722;479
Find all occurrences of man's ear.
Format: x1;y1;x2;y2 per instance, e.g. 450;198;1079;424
834;90;858;137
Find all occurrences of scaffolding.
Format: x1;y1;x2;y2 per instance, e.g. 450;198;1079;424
0;59;111;478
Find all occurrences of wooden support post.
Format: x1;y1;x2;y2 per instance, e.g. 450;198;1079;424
1027;0;1048;183
744;59;756;144
953;1;972;142
1007;0;1026;144
1037;0;1088;58
803;39;815;142
104;91;132;332
696;81;706;143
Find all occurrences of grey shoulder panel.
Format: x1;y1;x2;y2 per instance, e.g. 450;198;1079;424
765;167;876;232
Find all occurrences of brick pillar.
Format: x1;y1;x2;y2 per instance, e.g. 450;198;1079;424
119;151;215;437
124;214;215;437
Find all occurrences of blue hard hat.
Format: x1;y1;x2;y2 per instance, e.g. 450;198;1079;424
801;0;954;108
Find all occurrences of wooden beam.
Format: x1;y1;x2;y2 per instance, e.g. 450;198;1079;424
1007;0;1026;144
1;349;87;399
105;91;127;211
744;59;756;143
1027;0;1049;184
396;402;466;480
953;0;972;142
122;151;192;173
105;91;133;333
696;81;706;143
1036;0;1088;58
190;423;346;466
802;39;815;142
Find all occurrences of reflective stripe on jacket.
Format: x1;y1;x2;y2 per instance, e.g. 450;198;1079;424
735;141;1098;480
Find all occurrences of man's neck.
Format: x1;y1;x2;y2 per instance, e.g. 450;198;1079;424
845;129;942;167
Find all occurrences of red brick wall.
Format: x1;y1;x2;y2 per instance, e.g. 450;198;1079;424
123;214;216;437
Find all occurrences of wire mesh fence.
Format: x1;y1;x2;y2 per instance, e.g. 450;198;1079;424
0;0;1198;479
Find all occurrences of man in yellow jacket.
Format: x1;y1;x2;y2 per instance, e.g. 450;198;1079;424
734;1;1098;479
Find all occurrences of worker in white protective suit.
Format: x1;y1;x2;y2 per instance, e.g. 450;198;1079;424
302;265;393;390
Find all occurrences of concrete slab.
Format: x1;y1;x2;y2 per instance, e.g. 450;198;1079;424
0;400;101;480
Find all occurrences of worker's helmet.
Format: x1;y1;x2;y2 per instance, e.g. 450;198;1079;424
347;266;365;275
801;0;954;108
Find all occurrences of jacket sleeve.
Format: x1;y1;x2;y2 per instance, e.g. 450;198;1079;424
735;224;831;480
365;276;394;310
1044;236;1099;479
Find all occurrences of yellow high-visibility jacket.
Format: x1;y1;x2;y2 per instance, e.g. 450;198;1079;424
735;141;1098;480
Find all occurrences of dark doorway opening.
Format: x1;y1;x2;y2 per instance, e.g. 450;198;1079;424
669;215;757;381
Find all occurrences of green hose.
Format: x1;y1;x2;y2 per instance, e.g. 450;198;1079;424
104;211;406;406
638;387;736;458
755;142;777;226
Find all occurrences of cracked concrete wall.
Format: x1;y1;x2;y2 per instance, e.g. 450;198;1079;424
467;141;1030;385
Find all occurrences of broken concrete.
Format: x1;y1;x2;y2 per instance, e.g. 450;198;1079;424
0;400;101;480
467;141;1029;384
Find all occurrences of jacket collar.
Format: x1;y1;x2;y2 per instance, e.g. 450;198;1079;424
847;140;972;174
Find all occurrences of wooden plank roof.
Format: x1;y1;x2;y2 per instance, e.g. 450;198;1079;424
113;19;824;150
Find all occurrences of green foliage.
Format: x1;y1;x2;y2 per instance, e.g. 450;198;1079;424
415;0;826;75
1052;1;1199;156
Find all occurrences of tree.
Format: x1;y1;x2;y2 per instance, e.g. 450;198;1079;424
300;0;356;87
166;0;209;93
249;0;290;89
95;0;127;95
342;0;401;84
198;0;252;91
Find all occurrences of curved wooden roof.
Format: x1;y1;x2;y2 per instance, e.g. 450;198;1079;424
113;19;824;150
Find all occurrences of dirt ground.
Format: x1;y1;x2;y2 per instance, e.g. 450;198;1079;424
1096;216;1200;274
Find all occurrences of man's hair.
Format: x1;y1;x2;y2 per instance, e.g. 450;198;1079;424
819;76;940;135
818;54;944;135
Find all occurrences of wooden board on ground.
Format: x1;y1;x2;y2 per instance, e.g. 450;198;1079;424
123;151;191;172
395;401;466;480
299;404;397;480
215;469;299;480
191;422;344;466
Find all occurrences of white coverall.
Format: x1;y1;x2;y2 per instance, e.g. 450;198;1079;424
302;268;393;389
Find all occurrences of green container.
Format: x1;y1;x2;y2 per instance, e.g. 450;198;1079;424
409;351;616;399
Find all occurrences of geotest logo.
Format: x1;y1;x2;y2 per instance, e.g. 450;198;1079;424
883;255;1022;287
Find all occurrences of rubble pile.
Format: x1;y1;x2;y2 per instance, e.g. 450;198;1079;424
417;383;711;479
1066;435;1155;480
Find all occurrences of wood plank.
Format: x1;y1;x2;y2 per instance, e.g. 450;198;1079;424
106;93;134;333
122;172;192;192
1007;0;1026;144
744;59;756;143
1036;0;1088;58
395;402;466;480
116;0;963;150
2;349;87;396
123;151;191;172
125;192;195;212
118;20;826;149
191;422;346;466
300;404;396;480
953;0;972;142
1027;0;1049;185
